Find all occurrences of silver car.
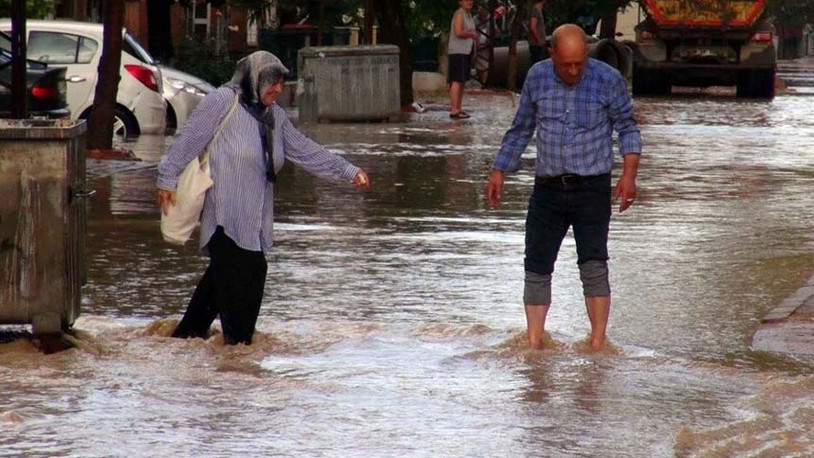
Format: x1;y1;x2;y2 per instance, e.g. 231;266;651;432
160;65;215;135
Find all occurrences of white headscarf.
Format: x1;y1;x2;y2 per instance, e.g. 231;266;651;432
224;51;290;182
225;50;290;122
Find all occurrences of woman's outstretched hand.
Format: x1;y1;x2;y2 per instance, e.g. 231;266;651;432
352;169;370;190
156;189;177;215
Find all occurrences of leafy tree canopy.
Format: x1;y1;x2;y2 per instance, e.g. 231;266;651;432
544;0;634;26
766;0;814;29
213;0;642;38
0;0;57;18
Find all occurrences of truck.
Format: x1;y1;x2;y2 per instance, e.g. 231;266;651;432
632;0;776;98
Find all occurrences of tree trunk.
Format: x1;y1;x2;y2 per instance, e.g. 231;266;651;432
374;0;413;107
364;0;374;44
316;0;325;46
10;0;26;119
87;0;125;150
147;0;174;64
486;0;497;88
599;10;618;39
508;0;531;92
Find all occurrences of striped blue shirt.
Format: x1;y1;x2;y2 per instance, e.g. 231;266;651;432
157;87;359;253
493;58;642;177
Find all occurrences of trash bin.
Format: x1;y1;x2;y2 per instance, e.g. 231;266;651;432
0;119;90;335
297;45;401;123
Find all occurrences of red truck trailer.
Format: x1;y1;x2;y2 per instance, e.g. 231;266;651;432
632;0;776;98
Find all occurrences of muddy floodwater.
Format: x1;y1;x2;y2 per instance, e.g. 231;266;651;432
2;91;814;457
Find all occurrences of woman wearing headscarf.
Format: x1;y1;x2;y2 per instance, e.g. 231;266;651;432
156;51;370;345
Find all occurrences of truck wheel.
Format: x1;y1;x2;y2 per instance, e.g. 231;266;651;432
736;69;776;100
632;67;670;96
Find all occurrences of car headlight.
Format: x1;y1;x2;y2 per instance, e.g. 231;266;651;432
166;77;209;96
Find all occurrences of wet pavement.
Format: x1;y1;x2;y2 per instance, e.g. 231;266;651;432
2;79;814;456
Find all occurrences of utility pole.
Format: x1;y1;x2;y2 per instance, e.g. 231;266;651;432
364;0;374;44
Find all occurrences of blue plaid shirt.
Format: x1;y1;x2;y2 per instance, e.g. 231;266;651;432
493;58;642;177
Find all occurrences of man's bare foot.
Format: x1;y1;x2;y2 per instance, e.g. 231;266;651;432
590;336;606;352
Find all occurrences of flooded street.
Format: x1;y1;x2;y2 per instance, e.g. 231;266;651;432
3;91;814;456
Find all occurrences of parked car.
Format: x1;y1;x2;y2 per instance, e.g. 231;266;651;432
160;65;215;134
0;31;70;119
0;19;166;137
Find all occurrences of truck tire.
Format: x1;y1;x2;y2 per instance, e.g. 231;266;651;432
736;69;776;100
632;67;671;96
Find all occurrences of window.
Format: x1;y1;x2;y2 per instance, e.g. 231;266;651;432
191;0;211;39
28;31;97;64
123;32;155;64
77;36;98;63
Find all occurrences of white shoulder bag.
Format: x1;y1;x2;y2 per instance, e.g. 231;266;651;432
161;94;240;245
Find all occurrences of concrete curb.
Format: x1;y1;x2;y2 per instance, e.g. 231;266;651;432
752;275;814;356
761;276;814;323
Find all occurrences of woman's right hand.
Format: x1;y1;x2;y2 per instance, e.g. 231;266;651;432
156;189;177;215
352;169;371;190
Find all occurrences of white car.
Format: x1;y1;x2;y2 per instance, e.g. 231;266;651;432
160;65;215;134
0;19;166;137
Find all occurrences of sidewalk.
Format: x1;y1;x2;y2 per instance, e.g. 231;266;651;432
752;276;814;356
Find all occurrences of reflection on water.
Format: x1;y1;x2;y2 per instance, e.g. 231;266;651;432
2;93;814;456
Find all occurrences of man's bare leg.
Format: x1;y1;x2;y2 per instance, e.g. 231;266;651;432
585;296;610;351
524;304;550;349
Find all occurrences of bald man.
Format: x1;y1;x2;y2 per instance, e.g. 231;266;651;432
486;24;642;351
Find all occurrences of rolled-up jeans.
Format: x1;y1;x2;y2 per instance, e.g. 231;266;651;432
524;174;612;305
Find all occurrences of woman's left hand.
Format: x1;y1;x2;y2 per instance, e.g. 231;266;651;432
352;169;370;190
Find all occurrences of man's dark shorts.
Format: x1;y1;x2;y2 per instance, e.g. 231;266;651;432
524;173;612;275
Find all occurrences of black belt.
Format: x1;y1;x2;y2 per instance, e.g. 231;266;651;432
535;173;609;186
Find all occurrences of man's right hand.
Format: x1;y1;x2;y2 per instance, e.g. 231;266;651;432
485;170;504;208
156;189;177;216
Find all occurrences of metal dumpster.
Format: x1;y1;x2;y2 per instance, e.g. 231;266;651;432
0;119;89;335
297;45;401;123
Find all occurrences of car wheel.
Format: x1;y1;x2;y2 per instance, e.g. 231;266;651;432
165;101;178;135
113;106;140;138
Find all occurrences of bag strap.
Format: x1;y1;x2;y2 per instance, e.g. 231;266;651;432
201;93;240;162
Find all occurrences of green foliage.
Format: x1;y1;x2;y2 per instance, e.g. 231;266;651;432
0;0;58;18
231;0;364;27
406;0;457;38
766;0;814;29
173;35;236;87
543;0;633;29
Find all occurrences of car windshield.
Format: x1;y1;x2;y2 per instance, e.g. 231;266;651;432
123;31;155;65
